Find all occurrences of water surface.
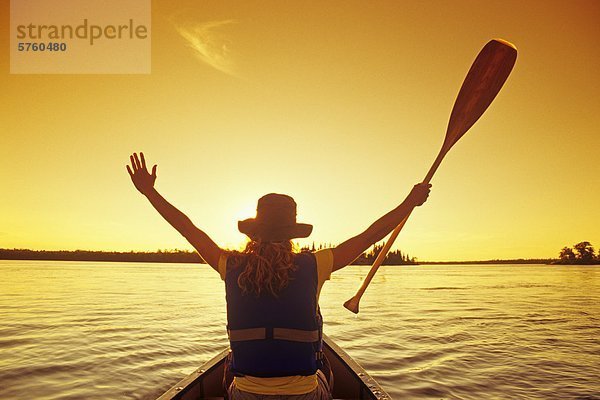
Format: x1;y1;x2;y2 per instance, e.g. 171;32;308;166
0;260;598;399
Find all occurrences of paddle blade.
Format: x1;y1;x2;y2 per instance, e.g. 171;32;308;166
343;296;360;314
443;39;517;150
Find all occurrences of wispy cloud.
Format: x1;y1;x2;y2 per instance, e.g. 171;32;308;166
174;19;239;78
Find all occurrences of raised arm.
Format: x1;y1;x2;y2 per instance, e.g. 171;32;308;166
331;183;431;272
126;152;222;270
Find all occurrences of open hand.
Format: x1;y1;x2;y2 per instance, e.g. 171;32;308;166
407;183;432;207
126;152;157;196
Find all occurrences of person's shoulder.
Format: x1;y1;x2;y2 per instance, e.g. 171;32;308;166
313;249;334;283
218;252;228;280
296;248;333;265
295;250;316;262
313;248;334;262
220;251;247;279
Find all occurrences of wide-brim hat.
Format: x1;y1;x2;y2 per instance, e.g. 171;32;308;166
238;193;313;242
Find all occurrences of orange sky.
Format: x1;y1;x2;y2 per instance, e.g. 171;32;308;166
1;0;598;261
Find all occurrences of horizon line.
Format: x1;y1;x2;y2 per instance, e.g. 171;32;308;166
0;247;558;264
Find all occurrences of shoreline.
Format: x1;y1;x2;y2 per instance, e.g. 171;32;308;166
0;248;566;265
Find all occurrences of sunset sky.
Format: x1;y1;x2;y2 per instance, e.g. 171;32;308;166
1;0;598;261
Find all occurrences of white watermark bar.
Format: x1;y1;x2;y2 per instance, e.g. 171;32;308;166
10;0;151;74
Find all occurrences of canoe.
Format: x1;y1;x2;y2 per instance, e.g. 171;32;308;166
157;334;391;400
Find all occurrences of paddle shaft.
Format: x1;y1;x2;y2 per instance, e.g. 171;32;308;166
348;149;446;301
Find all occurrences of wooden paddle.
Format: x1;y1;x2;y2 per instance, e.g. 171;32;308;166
344;39;518;314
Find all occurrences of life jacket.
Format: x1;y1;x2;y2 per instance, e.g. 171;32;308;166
225;252;323;378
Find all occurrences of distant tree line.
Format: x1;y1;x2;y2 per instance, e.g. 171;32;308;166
556;241;599;265
299;241;417;265
0;242;417;265
0;248;204;264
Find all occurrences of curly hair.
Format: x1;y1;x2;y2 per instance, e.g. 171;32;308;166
228;240;297;297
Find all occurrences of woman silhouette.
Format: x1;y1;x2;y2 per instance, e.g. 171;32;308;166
127;152;431;399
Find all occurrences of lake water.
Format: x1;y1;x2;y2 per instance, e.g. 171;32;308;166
0;260;598;399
